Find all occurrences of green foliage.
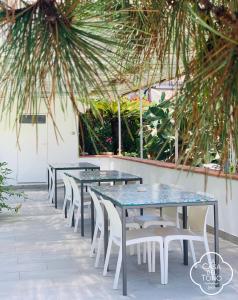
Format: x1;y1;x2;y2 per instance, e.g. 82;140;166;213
80;96;177;162
1;1;238;167
143;95;175;161
0;162;22;212
0;0;128;121
105;0;238;167
176;92;224;167
80;98;147;154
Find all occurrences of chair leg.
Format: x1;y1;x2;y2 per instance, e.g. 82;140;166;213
179;240;183;252
164;240;169;284
68;205;74;227
189;240;197;266
48;182;51;201
73;207;80;233
103;238;112;276
204;239;212;269
147;242;152;272
48;184;51;200
152;242;156;272
159;242;165;284
143;242;147;263
49;187;54;204
62;196;67;213
67;202;71;219
90;225;99;257
113;247;122;290
95;232;103;268
137;244;141;265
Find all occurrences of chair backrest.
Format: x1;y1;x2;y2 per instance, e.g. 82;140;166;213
68;176;81;206
101;198;122;240
188;206;209;234
188;191;214;234
48;166;54;189
47;166;54;179
163;207;178;221
162;184;181;224
62;173;72;200
88;189;104;228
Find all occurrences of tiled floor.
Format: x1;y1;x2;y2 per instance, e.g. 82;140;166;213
0;188;237;300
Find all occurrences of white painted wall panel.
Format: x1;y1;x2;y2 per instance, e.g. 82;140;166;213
0;101;79;184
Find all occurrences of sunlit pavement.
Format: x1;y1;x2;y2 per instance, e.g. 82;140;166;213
0;188;237;300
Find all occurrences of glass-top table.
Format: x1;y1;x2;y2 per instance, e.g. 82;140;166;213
66;170;143;237
91;183;219;296
91;183;216;207
48;162;100;208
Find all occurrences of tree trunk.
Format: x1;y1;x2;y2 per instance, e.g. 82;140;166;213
111;117;119;154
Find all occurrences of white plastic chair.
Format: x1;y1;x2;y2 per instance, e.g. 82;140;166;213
135;207;180;229
68;176;91;233
139;207;181;265
160;204;212;284
135;184;182;265
89;189;142;268
136;184;182;228
88;189;104;267
62;173;72;218
48;166;54;204
101;198;165;289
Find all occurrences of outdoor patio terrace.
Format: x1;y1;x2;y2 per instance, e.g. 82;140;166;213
0;156;238;300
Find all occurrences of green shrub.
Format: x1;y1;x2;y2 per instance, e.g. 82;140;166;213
0;162;22;212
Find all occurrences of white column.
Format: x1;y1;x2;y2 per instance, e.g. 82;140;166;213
117;99;122;156
139;90;143;159
229;105;236;171
175;128;179;163
229;134;236;172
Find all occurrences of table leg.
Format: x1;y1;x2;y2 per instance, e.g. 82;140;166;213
104;205;109;260
124;181;128;217
63;184;67;218
54;169;57;208
81;183;84;236
139;179;143;215
182;206;188;265
122;207;127;296
71;186;75;227
47;168;49;192
160;207;163;217
91;199;95;241
65;202;67;218
214;202;220;287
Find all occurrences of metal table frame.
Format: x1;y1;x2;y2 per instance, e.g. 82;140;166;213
66;171;143;237
92;187;219;296
48;163;100;209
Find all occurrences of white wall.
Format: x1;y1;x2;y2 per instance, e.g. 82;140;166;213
150;88;177;102
0;123;18;184
47;103;78;164
0;101;79;184
79;156;238;238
